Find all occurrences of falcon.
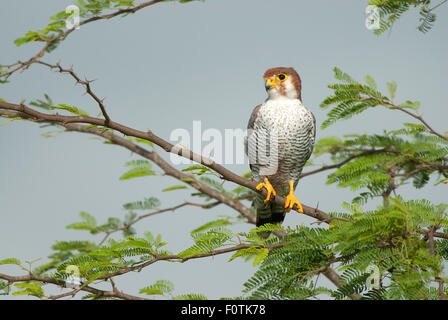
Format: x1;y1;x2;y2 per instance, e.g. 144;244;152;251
245;67;316;230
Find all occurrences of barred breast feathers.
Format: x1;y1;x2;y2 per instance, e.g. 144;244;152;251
246;99;315;188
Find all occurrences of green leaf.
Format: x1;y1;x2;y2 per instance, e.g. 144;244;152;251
252;248;269;267
199;176;226;193
162;185;188;192
40;130;63;138
228;247;263;264
173;293;208;300
179;228;233;258
123;197;161;211
365;75;378;90
52;240;96;252
386;80;397;100
182;165;214;176
134;137;153;147
120;160;156;180
30;96;89;116
241;171;252;179
333;67;357;84
0;258;21;266
119;167;155;180
12;282;44;298
66;211;97;233
0;117;20;128
53;104;89;116
14;31;47;47
399;100;420;111
191;219;233;234
123;211;137;224
30;94;53;110
139;280;174;296
249;223;284;235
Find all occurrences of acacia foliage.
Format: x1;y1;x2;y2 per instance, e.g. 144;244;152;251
2;66;447;299
240;68;448;300
1;0;447;300
369;0;446;34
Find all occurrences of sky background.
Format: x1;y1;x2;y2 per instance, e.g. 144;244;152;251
0;0;447;299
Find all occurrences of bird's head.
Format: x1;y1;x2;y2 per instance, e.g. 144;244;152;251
263;67;302;101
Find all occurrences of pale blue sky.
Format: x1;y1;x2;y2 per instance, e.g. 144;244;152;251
1;0;447;299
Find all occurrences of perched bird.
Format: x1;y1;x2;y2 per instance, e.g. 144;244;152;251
245;67;316;231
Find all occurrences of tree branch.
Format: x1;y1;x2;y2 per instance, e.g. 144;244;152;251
359;97;448;142
35;61;111;123
0;100;338;225
0;272;146;300
0;242;286;300
300;148;396;178
0;0;165;79
4;102;446;299
97;201;220;246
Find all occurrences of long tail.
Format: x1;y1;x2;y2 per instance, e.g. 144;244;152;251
254;195;286;238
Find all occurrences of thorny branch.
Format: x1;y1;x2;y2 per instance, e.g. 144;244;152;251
358;97;448;142
1;0;447;300
97;201;221;246
0;100;336;224
0;0;165;80
35;61;111;123
2;101;448;299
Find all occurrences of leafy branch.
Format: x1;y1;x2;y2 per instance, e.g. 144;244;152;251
369;0;448;35
1;0;447;300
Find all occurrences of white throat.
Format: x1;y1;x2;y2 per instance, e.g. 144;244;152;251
266;89;300;102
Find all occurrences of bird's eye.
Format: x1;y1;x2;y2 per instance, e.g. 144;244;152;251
277;73;287;81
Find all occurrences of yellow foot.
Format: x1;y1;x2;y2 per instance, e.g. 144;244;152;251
285;181;303;213
256;177;276;204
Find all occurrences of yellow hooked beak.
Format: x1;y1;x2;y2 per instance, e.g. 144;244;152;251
265;78;277;90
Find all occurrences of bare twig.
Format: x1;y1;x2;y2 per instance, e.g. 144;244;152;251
97;201;220;246
358;97;448;142
35;61;111;123
0;0;165;79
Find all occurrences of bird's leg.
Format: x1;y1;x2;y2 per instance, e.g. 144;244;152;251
256;177;276;204
285;181;303;213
